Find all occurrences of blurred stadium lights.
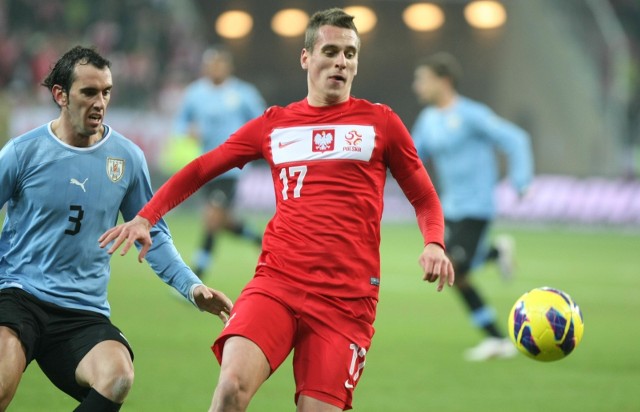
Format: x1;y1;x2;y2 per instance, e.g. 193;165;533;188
464;0;507;30
402;3;445;32
343;6;378;34
216;2;508;39
271;9;309;37
215;10;253;39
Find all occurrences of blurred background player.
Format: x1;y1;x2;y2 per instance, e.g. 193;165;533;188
173;46;266;279
0;46;231;411
411;52;534;361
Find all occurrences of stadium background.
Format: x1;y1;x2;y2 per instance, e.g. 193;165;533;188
1;0;640;225
1;1;640;411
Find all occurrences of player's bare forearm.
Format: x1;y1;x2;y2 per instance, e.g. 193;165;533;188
418;243;455;291
98;215;152;262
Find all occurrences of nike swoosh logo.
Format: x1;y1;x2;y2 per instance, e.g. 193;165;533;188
278;139;302;149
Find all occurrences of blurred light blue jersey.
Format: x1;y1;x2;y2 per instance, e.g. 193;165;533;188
412;96;533;220
174;76;266;179
0;123;201;317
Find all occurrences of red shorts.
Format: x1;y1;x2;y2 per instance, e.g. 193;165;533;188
212;276;377;410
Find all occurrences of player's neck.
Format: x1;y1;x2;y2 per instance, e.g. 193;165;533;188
51;118;104;148
209;75;229;86
306;93;350;108
436;91;457;109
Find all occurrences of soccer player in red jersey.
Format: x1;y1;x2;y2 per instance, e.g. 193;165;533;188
100;8;454;412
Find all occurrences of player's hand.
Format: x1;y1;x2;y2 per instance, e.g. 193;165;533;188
98;215;153;263
418;243;455;292
192;285;233;324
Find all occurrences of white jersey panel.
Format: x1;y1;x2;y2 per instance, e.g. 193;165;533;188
270;125;375;165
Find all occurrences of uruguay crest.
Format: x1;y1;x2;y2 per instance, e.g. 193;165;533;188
106;157;125;182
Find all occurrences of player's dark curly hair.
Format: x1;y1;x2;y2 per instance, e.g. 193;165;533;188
41;46;111;104
417;52;463;89
304;8;360;52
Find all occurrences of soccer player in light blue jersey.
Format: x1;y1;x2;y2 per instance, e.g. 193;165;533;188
412;52;534;361
174;46;265;279
0;46;232;411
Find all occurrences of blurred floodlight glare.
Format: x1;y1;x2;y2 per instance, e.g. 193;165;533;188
344;6;377;34
272;9;309;37
464;1;507;29
216;10;253;39
403;3;445;32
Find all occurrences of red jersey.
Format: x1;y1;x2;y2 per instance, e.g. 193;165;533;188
140;97;444;299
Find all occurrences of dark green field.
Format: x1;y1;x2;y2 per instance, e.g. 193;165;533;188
9;213;640;411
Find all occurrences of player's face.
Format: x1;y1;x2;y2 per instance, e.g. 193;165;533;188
204;54;232;85
413;66;442;105
62;63;112;140
301;25;359;106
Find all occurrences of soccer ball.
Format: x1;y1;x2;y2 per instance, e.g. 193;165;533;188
508;287;584;362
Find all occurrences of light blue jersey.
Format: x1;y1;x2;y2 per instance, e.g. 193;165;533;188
412;96;533;220
174;76;265;179
0;123;201;317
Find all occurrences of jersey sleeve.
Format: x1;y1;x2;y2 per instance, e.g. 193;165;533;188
139;116;265;225
242;84;267;120
173;87;196;136
384;110;445;249
0;139;18;206
119;146;203;302
473;106;534;193
410;110;431;160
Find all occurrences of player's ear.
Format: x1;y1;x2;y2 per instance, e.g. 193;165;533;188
52;85;67;106
300;48;309;70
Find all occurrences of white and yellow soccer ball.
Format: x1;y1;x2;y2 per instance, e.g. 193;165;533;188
508;287;584;362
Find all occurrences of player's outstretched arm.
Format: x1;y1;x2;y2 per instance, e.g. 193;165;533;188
192;285;233;324
99;215;152;263
418;243;455;291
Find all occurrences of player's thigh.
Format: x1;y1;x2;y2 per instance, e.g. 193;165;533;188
445;218;489;275
217;336;271;394
0;288;44;391
0;326;26;399
297;394;343;412
204;203;226;229
213;289;296;373
202;178;236;209
75;339;134;387
37;317;133;401
0;288;46;365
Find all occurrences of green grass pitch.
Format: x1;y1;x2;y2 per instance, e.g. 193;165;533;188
8;213;640;411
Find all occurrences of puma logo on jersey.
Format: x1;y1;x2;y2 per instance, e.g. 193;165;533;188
70;178;88;192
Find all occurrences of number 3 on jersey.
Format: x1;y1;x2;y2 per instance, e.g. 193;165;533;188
65;204;84;235
279;165;307;200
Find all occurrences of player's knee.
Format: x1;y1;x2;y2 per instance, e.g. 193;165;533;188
111;369;134;401
214;376;252;410
97;363;134;403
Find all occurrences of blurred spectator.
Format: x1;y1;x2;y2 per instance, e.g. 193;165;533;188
0;0;203;110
